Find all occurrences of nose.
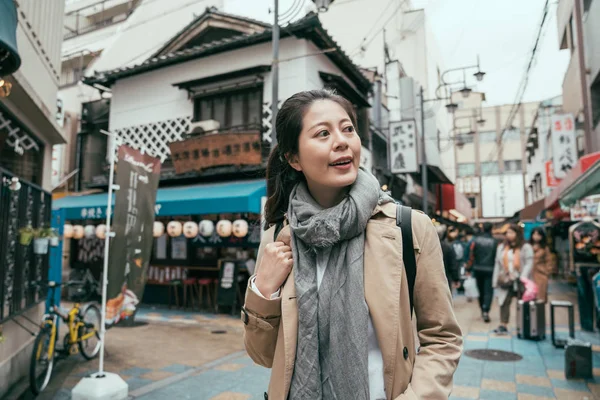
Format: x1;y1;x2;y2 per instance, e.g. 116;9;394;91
332;129;349;151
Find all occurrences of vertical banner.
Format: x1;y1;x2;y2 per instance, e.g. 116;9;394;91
106;145;161;326
389;120;418;173
551;113;577;179
545;160;561;187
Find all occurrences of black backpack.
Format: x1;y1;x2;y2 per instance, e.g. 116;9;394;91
274;204;418;317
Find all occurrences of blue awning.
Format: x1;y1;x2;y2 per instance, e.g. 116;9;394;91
53;179;266;221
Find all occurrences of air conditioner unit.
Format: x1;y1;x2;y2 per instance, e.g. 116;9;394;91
189;119;220;135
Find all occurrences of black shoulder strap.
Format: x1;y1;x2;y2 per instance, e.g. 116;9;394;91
273;221;284;241
397;204;417;319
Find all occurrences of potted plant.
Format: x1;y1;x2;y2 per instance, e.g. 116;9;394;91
19;225;34;246
33;227;53;255
48;228;59;247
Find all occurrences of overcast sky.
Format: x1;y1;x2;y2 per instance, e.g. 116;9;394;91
224;0;569;107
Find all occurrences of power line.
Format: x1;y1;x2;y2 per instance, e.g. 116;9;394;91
485;0;552;162
352;0;409;57
349;0;399;56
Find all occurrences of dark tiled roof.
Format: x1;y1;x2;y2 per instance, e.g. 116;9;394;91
151;6;270;58
84;12;371;94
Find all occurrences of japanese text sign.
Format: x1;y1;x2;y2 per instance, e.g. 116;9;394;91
389;120;418;174
545;160;561;187
169;132;262;175
551;114;576;179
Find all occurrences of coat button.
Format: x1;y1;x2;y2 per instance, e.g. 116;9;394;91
403;347;409;360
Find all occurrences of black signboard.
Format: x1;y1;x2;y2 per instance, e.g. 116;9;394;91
216;259;245;314
106;145;161;325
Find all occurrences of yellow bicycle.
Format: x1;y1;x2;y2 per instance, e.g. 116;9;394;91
29;281;101;395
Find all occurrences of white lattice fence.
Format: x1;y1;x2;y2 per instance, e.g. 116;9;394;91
113;116;192;162
0;109;40;152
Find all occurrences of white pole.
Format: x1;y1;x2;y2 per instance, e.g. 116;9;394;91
98;130;118;375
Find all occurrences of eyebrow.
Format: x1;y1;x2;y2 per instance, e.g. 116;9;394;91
307;118;352;132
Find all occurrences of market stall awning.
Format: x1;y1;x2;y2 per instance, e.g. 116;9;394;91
520;198;546;221
545;152;600;209
438;183;472;222
53;179;267;220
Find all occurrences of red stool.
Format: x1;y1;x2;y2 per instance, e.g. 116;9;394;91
182;278;199;310
197;278;214;310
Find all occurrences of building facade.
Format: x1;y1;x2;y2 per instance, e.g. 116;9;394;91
0;0;66;396
556;0;600;154
452;92;539;221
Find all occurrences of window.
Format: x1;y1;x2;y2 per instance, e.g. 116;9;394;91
503;128;521;141
457;133;474;145
479;131;496;143
457;163;476;177
504;160;522;172
193;88;262;130
467;196;477;209
481;162;499;175
591;77;600;128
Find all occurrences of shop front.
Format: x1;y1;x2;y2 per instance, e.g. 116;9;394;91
545;152;600;331
52;179;266;313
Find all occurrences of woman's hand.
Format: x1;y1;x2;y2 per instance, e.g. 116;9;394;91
255;241;293;297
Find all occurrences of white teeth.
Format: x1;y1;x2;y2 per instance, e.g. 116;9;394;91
331;160;351;166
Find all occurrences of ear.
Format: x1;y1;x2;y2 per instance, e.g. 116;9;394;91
287;153;302;172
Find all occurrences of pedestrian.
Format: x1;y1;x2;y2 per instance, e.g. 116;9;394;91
492;223;534;334
530;226;553;303
436;224;460;292
242;90;462;400
467;222;498;323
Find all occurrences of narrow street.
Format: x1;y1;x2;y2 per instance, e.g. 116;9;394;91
10;280;600;400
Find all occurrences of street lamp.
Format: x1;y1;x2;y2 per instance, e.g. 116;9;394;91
459;86;472;98
474;70;486;82
445;103;459;114
313;0;335;12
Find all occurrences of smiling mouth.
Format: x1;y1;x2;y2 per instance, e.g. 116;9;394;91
329;159;353;166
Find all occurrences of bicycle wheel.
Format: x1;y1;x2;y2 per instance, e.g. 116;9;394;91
29;326;55;395
78;304;101;360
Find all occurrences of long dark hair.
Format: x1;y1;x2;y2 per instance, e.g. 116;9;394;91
530;226;547;248
504;223;525;249
264;89;357;228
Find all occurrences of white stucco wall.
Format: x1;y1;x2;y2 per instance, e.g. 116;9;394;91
109;36;353;130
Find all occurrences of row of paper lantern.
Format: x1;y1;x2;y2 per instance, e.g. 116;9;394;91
62;219;250;240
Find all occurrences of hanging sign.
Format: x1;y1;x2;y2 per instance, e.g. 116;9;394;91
545;160;561;187
389;120;418;173
106;145;161;326
169;132;262;174
551;114;577;179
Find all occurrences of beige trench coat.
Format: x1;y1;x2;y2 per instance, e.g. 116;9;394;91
242;203;463;399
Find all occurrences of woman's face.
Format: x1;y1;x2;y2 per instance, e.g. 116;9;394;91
532;231;542;243
288;99;361;195
506;229;517;243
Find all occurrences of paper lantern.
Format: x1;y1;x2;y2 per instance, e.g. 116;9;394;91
84;225;96;238
73;225;84;240
232;219;249;238
167;221;182;237
198;220;214;237
63;224;74;239
96;224;107;240
153;221;164;237
216;220;232;237
183;221;199;238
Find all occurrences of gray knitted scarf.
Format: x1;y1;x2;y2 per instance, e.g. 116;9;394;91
288;168;393;400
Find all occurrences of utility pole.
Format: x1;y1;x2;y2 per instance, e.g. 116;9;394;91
573;0;593;152
271;0;280;148
420;85;428;214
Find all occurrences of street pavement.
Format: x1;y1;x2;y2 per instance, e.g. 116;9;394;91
13;280;600;400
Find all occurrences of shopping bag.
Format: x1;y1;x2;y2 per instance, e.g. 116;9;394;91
464;276;479;299
520;277;538;302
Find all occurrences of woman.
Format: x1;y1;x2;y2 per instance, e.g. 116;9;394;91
492;224;534;334
530;226;553;302
242;90;462;400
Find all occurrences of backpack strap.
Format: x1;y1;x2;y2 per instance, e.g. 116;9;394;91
397;204;417;319
273;220;284;241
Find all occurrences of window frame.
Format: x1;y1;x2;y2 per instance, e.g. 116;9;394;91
192;86;263;131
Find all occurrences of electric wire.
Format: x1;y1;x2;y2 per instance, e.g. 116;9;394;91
485;0;552;162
